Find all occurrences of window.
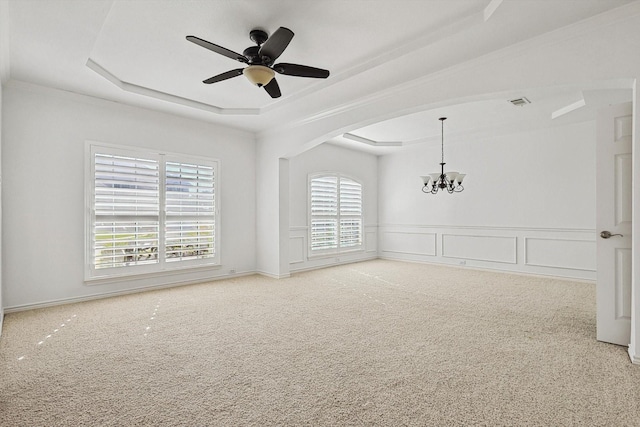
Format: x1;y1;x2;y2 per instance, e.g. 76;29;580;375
86;143;219;280
309;173;363;255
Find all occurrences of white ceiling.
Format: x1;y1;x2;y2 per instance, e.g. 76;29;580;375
329;86;633;155
1;0;635;152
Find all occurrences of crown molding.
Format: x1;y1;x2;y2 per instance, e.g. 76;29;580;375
484;0;504;22
552;97;586;119
86;58;260;116
343;133;402;147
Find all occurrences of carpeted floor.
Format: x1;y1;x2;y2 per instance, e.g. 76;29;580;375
1;259;639;426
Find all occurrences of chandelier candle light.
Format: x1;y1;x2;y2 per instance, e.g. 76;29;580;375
421;117;465;194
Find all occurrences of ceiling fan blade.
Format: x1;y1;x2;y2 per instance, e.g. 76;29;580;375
264;78;281;98
259;27;294;62
273;63;330;79
186;35;248;63
203;68;244;84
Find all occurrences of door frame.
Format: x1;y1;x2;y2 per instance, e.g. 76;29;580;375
629;80;640;364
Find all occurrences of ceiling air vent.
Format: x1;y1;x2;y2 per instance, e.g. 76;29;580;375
509;97;530;106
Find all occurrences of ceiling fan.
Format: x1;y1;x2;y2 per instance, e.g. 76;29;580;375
186;27;330;98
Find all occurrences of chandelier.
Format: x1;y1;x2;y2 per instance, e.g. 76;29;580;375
421;117;465;194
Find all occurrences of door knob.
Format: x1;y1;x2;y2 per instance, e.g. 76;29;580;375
600;231;623;239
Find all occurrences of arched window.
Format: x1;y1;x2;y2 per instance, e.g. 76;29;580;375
309;173;363;254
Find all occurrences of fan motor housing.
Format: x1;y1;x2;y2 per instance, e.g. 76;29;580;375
243;46;263;64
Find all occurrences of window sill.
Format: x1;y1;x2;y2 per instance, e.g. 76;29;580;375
85;263;222;286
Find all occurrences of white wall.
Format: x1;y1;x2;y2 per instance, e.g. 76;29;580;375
378;121;596;280
0;78;3;330
288;143;378;271
2;81;256;309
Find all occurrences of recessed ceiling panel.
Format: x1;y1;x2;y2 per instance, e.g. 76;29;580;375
88;0;486;110
6;0;635;133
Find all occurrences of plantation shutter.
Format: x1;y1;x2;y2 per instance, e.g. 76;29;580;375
310;175;338;251
89;145;220;279
93;153;160;269
339;178;362;248
165;161;216;262
309;174;363;253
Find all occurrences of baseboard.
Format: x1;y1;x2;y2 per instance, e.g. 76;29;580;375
257;270;291;279
4;271;257;313
377;255;596;284
0;256;597;314
290;255;378;275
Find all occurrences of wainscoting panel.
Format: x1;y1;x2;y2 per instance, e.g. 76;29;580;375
289;236;305;265
289;225;378;273
380;231;437;257
378;224;596;281
442;234;517;264
365;228;377;253
524;238;595;271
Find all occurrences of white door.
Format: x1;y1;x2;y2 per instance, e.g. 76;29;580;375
596;102;632;346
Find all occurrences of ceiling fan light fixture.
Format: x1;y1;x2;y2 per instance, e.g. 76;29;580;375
243;65;275;87
187;27;329;98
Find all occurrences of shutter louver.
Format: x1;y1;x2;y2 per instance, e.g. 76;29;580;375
93;154;160;269
339;178;362;248
311;219;338;250
95;154;159;216
165;161;215;262
310;174;362;253
310;176;337;216
310;176;338;251
94;221;159;268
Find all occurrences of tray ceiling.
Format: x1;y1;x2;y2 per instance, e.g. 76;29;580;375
2;0;634;138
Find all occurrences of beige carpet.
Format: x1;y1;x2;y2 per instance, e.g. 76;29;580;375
1;259;639;426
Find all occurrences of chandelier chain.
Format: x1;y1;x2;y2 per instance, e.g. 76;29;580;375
441;117;444;165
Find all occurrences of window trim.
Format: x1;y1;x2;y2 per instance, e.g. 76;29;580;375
307;172;364;259
84;141;221;282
